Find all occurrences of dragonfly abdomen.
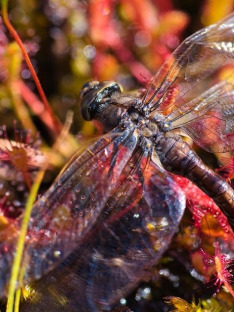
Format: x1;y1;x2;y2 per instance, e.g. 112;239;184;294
155;134;234;230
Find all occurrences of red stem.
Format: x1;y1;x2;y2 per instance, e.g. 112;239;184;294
17;80;58;135
2;6;62;135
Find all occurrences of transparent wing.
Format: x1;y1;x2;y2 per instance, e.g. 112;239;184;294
0;125;139;296
20;142;185;312
143;13;234;114
164;79;234;152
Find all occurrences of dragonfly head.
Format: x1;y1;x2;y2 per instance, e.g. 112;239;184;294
80;81;123;121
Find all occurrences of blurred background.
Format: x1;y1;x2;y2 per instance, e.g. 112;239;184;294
1;0;234;136
0;0;234;311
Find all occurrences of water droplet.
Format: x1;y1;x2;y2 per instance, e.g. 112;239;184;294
83;45;96;60
8;206;15;212
17;184;25;192
21;69;31;79
54;250;61;258
13;200;21;207
120;298;126;305
135;30;151;48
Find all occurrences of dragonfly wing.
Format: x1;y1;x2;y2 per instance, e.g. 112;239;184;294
0;125;139;296
144;13;234;114
166;79;234;152
20;142;185;312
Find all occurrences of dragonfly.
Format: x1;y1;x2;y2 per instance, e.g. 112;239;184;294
1;13;234;312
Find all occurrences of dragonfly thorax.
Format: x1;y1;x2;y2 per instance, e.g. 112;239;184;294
150;113;172;133
127;110;160;137
128;108;172;137
80;80;173;135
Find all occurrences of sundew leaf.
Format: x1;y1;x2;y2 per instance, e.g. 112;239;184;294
165;295;233;312
165;296;202;312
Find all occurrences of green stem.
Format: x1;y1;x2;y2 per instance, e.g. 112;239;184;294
6;111;73;311
6;169;45;312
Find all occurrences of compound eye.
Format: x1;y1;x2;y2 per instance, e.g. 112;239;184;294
80;81;123;121
80;81;100;99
